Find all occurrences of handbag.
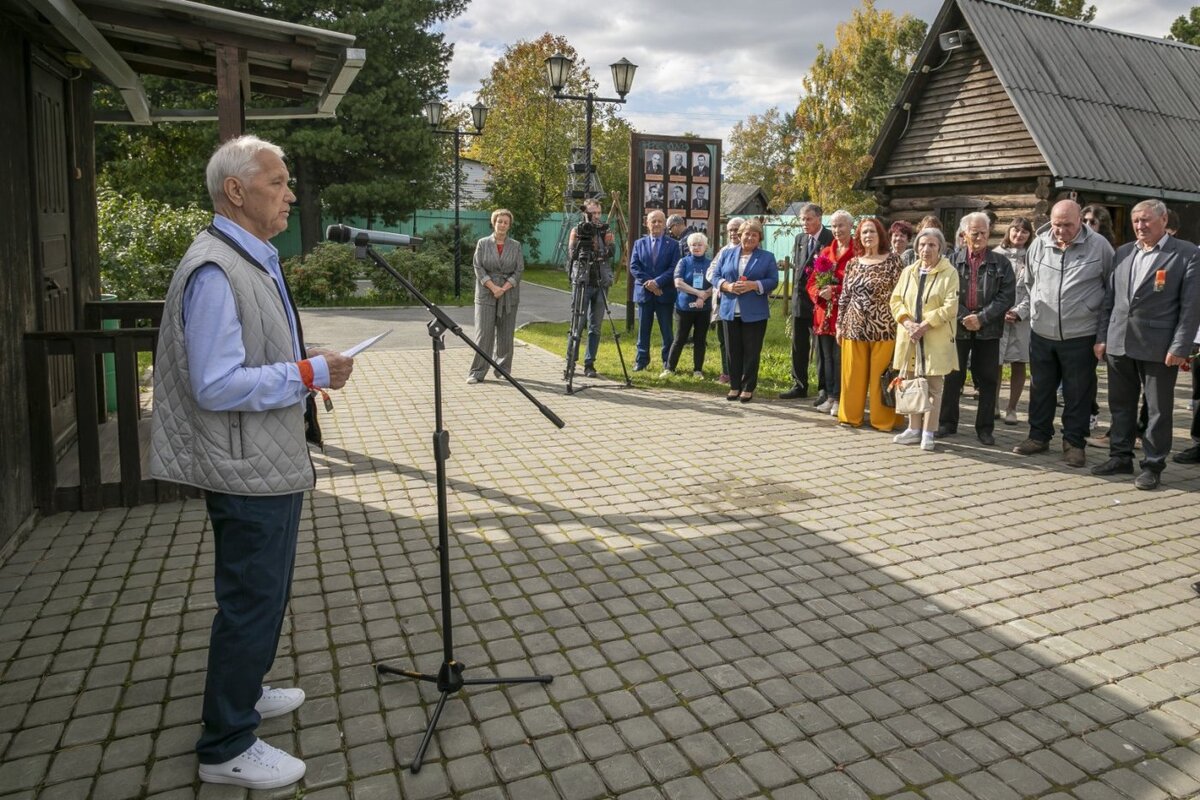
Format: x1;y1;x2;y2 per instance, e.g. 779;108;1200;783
893;338;932;416
879;367;900;408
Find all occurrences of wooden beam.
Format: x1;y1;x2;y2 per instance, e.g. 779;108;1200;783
216;45;245;142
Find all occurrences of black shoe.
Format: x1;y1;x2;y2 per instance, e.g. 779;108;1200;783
1135;468;1161;490
584;367;598;378
780;386;807;400
977;432;995;446
1091;457;1133;476
934;426;957;439
1174;445;1200;464
812;391;828;407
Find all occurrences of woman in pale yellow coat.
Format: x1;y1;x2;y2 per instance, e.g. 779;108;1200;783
889;228;960;451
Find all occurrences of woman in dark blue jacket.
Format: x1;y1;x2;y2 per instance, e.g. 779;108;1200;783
664;233;713;377
713;221;779;403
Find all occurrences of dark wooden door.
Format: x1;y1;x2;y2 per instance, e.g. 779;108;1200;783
31;60;76;449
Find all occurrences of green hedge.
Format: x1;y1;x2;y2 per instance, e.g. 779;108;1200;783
97;188;211;300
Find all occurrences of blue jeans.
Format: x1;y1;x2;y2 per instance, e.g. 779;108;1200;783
583;285;606;367
636;300;673;368
196;491;303;764
1028;332;1096;449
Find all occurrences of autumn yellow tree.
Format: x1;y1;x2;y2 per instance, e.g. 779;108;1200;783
472;33;632;229
789;0;926;212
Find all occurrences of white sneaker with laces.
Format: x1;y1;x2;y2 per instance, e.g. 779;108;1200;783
893;429;921;445
828;400;839;417
815;398;833;412
199;738;306;789
256;686;305;719
920;435;937;452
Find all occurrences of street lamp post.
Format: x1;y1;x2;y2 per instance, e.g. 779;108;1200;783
543;54;637;201
425;100;488;298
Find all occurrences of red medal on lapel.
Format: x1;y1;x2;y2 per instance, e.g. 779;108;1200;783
1154;269;1166;292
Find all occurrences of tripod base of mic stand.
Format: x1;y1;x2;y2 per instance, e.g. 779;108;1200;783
377;660;553;773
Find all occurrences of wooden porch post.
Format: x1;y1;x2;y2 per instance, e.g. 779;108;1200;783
216;44;246;142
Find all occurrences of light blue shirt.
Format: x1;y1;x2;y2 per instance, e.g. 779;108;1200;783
181;215;329;412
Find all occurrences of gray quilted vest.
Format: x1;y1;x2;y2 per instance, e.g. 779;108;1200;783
149;229;314;495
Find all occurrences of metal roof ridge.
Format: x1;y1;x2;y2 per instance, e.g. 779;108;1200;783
82;0;357;45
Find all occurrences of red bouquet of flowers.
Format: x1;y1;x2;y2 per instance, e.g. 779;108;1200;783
812;254;838;289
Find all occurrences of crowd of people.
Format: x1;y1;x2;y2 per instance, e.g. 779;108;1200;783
619;200;1199;491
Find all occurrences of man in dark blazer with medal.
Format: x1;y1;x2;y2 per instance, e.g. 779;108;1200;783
629;209;680;371
1093;199;1200;490
781;203;833;399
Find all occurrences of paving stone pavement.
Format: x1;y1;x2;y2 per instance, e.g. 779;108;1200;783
3;337;1200;800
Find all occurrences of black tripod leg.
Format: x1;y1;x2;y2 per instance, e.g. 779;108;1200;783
565;278;587;393
409;690;451;773
601;287;632;386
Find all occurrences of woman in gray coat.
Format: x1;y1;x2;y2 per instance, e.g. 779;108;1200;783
468;209;524;383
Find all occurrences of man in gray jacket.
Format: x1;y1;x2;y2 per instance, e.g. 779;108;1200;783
1092;199;1200;489
1012;200;1114;467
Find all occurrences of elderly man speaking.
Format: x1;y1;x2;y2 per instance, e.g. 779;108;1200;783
150;136;354;789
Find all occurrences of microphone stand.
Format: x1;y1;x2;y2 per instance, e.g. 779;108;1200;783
349;234;561;773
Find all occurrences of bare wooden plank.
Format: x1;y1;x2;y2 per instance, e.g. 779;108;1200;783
217;45;246;143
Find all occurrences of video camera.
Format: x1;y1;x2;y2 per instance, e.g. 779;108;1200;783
569;212;611;287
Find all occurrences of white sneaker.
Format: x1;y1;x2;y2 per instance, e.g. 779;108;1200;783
466;375;481;384
828;400;839;417
659;369;674;378
920;435;936;452
693;371;704;379
815;399;833;412
256;686;304;719
199;739;306;790
893;429;921;445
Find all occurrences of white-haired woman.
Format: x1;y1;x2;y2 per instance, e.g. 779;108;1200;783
890;228;960;451
468;208;524;383
665;232;713;377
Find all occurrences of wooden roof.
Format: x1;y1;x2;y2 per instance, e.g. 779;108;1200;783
862;0;1200;202
12;0;363;125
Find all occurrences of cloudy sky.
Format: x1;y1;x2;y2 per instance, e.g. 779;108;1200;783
440;0;1185;145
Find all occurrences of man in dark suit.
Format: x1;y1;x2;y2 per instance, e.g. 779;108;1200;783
629;210;680;371
692;186;709;211
1093;199;1200;490
647;153;663;175
669;153;687;176
645;184;664;209
780;203;833;400
693;154;710;177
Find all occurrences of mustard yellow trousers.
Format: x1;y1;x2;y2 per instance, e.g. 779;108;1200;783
837;339;901;431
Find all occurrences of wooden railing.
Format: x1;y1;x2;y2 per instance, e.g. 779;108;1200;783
24;301;199;514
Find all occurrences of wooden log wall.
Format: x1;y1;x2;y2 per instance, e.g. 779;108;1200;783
873;177;1052;239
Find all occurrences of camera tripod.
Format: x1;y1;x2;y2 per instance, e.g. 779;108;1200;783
563;260;631;395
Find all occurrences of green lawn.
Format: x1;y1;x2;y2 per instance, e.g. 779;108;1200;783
522;264;573;292
515;298;810;396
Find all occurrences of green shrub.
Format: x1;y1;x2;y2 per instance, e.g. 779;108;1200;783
281;243;360;306
369;248;454;303
97;188;211;299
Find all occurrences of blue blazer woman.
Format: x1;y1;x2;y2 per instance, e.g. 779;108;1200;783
713;246;779;322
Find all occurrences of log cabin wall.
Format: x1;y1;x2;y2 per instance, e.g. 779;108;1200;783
0;28;39;551
876;177;1052;240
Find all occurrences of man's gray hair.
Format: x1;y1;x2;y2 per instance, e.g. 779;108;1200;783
915;227;947;255
830;209;854;227
206;135;286;207
961;211;991;231
727;216;746;231
1132;199;1168;218
799;202;823;218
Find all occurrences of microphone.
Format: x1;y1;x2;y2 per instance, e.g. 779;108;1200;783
326;224;422;247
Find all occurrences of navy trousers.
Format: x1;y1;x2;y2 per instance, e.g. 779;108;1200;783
636;300;674;368
196;491;303;764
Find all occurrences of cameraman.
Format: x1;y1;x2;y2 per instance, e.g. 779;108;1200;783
568;199;615;378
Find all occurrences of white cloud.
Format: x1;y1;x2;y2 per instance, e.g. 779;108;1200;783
438;0;1168;146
